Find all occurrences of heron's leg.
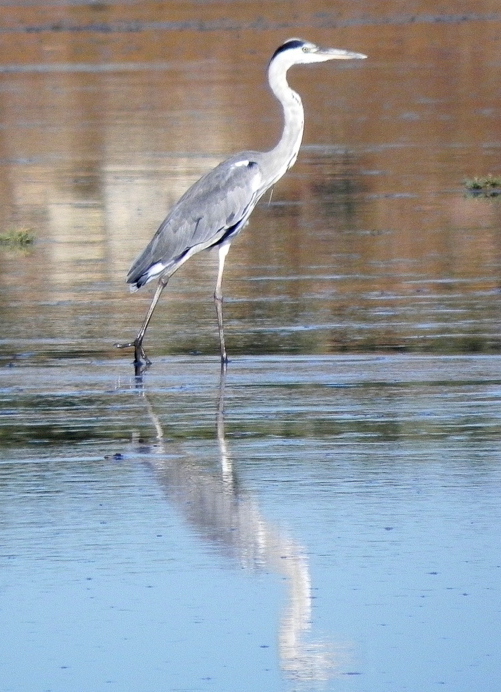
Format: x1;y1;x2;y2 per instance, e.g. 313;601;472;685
214;243;231;366
116;276;169;365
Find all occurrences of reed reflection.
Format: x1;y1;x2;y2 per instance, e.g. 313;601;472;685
131;368;351;685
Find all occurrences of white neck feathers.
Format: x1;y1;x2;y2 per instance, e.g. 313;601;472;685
263;55;305;183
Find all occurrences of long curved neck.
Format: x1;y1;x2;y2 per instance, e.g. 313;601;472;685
262;58;305;185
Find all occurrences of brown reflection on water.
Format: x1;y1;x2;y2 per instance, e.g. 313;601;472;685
0;2;500;359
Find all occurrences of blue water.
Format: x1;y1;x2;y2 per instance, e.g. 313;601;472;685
0;356;500;692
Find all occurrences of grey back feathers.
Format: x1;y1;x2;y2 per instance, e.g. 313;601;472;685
127;154;264;289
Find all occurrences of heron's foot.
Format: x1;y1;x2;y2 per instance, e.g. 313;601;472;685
115;339;152;367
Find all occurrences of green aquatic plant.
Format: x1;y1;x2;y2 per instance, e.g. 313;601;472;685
0;227;35;247
464;175;501;197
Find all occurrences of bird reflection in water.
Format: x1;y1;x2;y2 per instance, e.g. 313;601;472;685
130;368;352;684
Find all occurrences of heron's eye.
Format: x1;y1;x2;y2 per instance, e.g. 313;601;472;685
302;46;310;52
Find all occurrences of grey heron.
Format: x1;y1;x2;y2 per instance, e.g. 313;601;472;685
116;38;366;368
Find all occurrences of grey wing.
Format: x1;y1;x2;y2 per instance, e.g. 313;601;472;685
127;156;264;289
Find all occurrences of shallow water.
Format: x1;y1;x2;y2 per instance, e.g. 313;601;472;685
1;1;501;691
2;355;501;691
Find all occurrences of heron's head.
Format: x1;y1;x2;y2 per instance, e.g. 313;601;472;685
270;38;367;67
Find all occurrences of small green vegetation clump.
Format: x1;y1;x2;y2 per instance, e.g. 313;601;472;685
0;227;35;247
464;175;501;197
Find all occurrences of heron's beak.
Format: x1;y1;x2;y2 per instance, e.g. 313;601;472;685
319;47;367;60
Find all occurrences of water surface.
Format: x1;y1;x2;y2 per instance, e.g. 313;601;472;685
2;355;501;691
0;2;500;691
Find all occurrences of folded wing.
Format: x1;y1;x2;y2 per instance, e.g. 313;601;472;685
127;155;263;289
